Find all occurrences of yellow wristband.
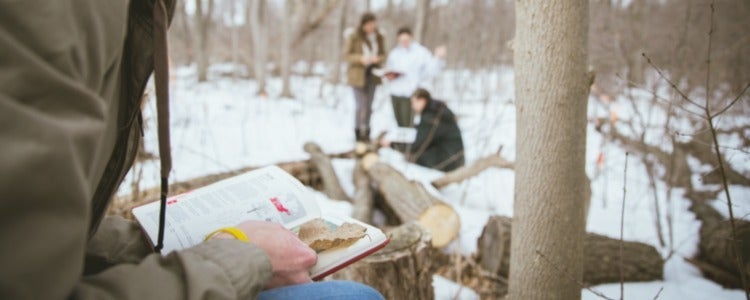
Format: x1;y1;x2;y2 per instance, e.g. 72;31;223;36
205;227;250;242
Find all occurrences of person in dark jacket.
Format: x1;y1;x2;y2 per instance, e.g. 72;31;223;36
344;13;387;142
382;88;465;171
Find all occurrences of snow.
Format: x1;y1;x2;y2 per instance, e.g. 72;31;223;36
121;64;748;299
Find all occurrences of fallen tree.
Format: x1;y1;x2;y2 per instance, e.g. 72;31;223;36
431;152;514;189
368;162;461;248
476;215;664;286
304;142;350;201
685;189;750;289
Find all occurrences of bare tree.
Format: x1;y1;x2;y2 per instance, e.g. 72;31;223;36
249;0;268;95
330;0;349;84
508;0;590;299
280;0;294;98
195;0;214;82
413;0;430;43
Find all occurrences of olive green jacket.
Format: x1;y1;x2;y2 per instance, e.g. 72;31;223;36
344;31;386;88
0;0;271;299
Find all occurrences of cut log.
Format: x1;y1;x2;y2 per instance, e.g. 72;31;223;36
477;216;664;285
368;162;460;248
431;153;514;189
685;190;750;289
333;222;435;300
304;142;350;201
351;161;373;224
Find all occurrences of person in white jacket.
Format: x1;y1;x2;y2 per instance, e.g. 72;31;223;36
384;27;446;127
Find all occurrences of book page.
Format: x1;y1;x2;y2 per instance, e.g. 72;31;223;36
132;166;321;254
385;127;418;144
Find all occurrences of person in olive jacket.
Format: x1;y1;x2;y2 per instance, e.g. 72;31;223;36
344;12;387;142
382;88;465;171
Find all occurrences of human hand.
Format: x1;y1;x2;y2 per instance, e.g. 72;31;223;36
213;220;317;289
371;56;381;64
360;56;372;65
434;46;447;59
379;138;392;148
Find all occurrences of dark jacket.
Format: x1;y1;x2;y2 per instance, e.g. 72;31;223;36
344;30;387;88
409;100;465;171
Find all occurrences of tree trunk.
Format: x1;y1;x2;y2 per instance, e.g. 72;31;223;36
351;161;373;223
477;216;664;287
431;152;514;189
509;0;590;299
249;0;267;95
280;0;294;98
177;1;194;65
195;0;213;82
330;0;348;85
303;142;350;201
333;222;435;300
367;162;460;248
413;0;430;43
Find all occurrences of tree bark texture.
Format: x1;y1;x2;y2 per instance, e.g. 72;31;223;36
478;216;663;287
333;222;435;300
509;0;590;299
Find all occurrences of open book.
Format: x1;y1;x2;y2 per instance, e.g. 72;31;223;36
371;68;403;80
132;166;389;280
385;126;418;144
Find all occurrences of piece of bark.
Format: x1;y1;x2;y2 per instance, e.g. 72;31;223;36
351;161;374;224
477;215;664;285
298;218;367;252
431;153;514;189
304;142;350;201
333;222;435;300
368;162;460;248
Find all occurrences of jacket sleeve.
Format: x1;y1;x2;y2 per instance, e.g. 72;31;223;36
418;46;445;80
344;34;364;65
0;1;272;299
77;239;272;300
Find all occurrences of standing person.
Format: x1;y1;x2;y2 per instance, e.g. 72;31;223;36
385;27;446;128
0;1;383;299
345;12;387;142
381;89;465;171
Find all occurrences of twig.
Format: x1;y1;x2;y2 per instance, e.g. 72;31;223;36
652;287;664;300
534;250;615;300
711;81;750;118
701;2;750;298
620;152;629;300
642;52;705;112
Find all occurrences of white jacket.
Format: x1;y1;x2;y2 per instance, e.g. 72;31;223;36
385;42;445;97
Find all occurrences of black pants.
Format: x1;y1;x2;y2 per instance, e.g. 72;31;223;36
390;95;413;127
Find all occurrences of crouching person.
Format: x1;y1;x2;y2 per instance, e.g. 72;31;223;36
382;89;465;171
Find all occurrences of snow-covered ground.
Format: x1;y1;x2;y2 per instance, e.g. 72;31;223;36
120;63;748;299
